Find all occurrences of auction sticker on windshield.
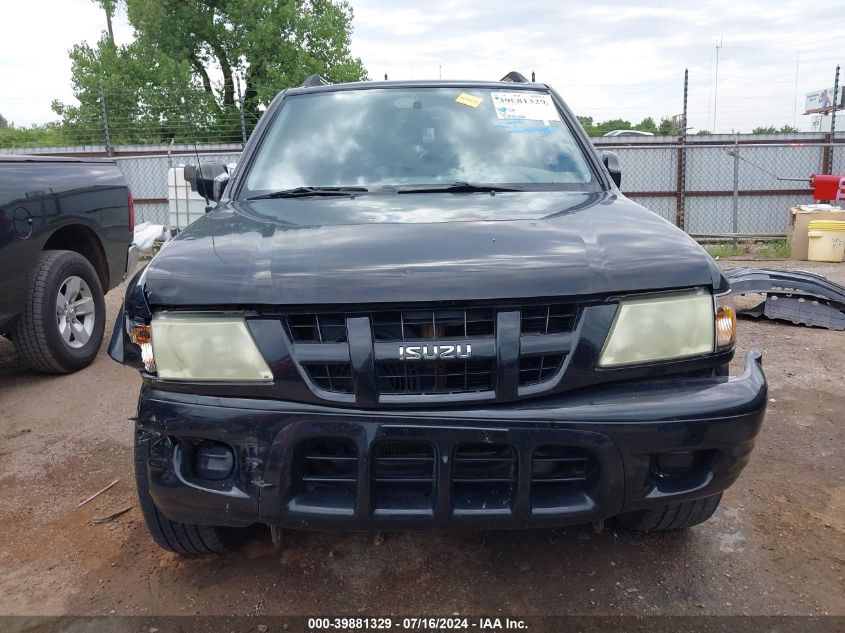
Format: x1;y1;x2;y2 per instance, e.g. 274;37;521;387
491;92;560;123
455;92;484;107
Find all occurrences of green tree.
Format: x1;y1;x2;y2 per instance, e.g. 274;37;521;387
750;124;800;135
121;0;366;116
49;0;368;146
593;118;632;136
576;116;596;136
0;112;8;130
657;116;675;135
695;129;713;135
0;123;68;148
635;117;658;134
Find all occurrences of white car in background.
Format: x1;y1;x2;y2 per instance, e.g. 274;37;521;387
603;130;655;137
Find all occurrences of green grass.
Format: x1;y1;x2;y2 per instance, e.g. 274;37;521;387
705;243;745;258
703;239;790;259
754;239;790;258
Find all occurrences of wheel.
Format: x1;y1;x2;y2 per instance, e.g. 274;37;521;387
617;493;722;533
134;431;228;555
12;250;106;374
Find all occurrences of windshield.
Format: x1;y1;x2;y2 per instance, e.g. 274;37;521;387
242;87;597;196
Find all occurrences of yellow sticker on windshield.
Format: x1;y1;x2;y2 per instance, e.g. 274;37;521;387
455;93;483;107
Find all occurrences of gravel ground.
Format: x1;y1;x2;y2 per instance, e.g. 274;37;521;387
0;259;842;618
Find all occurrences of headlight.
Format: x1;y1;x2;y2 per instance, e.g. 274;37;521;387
150;313;273;381
599;291;715;367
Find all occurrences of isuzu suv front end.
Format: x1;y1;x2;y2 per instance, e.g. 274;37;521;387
110;75;766;554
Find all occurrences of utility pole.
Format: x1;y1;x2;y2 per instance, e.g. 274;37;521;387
713;37;723;133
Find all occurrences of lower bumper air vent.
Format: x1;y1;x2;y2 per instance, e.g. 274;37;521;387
371;441;436;516
288;438;358;515
452;442;516;516
530;445;595;514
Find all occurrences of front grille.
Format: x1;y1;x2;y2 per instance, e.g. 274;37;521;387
371;441;435;515
289;438;358;514
452;442;516;515
521;304;577;335
372;308;495;341
518;354;566;386
376;358;495;395
302;363;353;393
286;301;579;403
287;313;347;342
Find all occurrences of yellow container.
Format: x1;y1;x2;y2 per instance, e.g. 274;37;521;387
807;219;845;262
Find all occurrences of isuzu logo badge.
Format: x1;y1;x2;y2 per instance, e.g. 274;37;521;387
399;344;472;360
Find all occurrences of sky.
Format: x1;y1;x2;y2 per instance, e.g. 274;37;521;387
1;0;843;133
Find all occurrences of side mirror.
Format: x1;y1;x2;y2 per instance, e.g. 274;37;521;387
185;162;230;203
602;152;622;188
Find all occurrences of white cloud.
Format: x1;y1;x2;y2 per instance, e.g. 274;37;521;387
1;0;842;133
0;0;133;126
349;0;844;133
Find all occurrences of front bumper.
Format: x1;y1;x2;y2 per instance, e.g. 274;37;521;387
137;351;767;531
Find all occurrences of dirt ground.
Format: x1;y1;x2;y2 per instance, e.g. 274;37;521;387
0;259;842;618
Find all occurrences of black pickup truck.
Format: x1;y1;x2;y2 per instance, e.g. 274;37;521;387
1;155;137;373
111;75;767;555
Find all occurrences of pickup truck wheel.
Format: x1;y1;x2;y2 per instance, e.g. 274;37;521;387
134;432;228;555
617;493;722;533
12;250;106;374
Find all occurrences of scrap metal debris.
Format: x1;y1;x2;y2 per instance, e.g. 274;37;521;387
77;478;119;508
90;505;132;525
725;267;845;330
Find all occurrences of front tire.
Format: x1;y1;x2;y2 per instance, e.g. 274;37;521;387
134;432;228;555
617;493;722;533
12;250;106;373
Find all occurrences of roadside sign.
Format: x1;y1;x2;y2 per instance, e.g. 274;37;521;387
804;87;844;114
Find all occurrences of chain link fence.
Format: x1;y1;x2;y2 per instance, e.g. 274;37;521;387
118;136;845;233
114;151;243;225
594;135;843;237
1;135;841;235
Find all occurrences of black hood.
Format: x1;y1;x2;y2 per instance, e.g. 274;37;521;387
143;191;722;306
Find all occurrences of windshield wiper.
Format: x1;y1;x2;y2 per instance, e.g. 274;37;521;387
249;186;368;200
397;181;524;194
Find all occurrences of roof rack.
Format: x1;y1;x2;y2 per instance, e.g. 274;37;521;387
500;71;529;83
300;74;330;87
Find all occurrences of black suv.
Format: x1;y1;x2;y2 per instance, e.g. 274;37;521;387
110;74;766;554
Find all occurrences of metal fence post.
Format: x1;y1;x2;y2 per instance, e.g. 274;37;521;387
98;80;112;155
677;68;688;230
829;64;840;175
236;78;247;144
732;135;739;248
822;133;832;174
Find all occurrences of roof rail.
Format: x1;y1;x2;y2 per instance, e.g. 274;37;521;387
300;74;330;88
500;71;529;83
